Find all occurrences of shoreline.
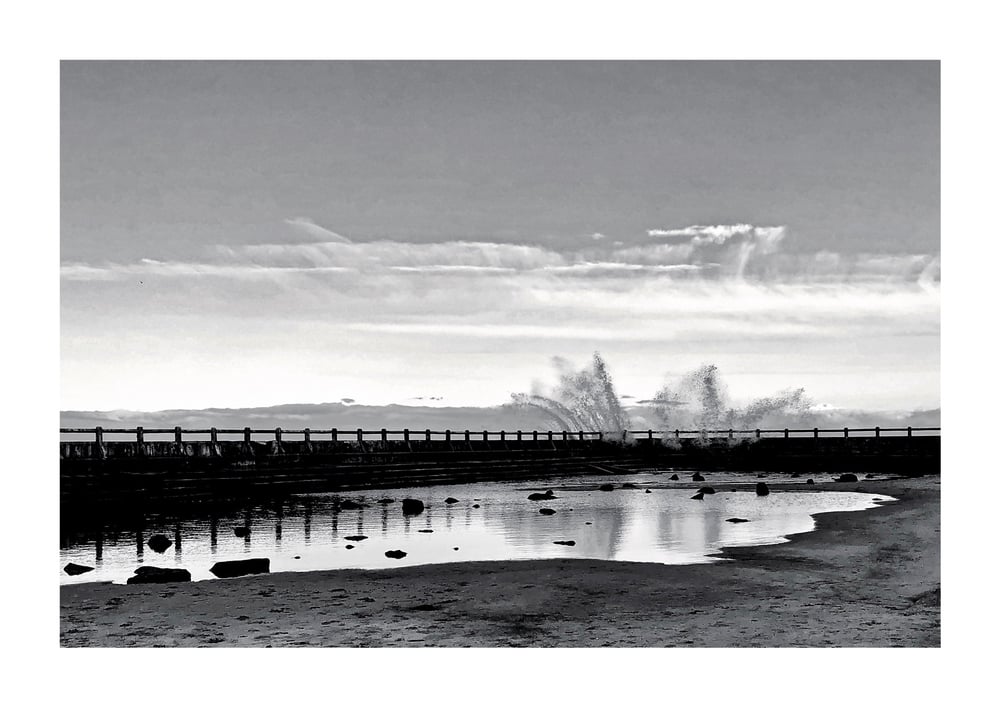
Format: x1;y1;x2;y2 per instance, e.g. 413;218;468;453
60;477;940;646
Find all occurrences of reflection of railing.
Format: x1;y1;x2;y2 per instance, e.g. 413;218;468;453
59;425;941;444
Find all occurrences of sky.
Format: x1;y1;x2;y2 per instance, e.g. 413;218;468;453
61;61;939;413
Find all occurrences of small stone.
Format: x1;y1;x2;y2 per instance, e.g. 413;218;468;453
698;487;716;495
377;498;395;505
726;518;750;523
528;490;556;501
147;534;172;553
691;473;705;482
756;482;770;496
835;473;859;483
553;540;576;546
645;489;652;493
691;492;704;500
621;483;638;489
209;558;270;578
539;508;556;515
599;484;615;491
401;499;425;515
806;479;815;485
385;550;407;559
344;535;368;542
339;500;364;510
345;544;354;549
233;527;250;538
64;562;94;576
126;566;191;584
669;474;680;481
472;504;480;508
444;497;459;504
418;529;434;533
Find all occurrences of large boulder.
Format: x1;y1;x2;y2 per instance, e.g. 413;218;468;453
401;499;425;515
126;566;191;584
755;482;770;496
806;479;815;485
64;562;94;576
385;550;407;559
835;473;859;483
147;534;172;553
528;490;556;501
209;558;270;578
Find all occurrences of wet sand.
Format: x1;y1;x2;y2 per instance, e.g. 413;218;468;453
60;477;940;647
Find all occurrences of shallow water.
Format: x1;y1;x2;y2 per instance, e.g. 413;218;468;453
60;473;892;584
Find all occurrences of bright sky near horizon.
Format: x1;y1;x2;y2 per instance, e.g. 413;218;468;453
61;61;939;413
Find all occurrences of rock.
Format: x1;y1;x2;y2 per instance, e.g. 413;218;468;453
472;504;480;508
691;492;704;500
345;544;355;549
726;518;750;523
209;558;270;578
756;482;770;496
806;479;815;485
698;486;716;495
377;498;395;505
528;490;556;501
233;527;250;538
401;499;425;516
553;540;576;546
599;484;615;491
63;562;94;576
669;474;680;481
126;566;191;584
444;497;459;504
293;556;301;559
147;534;172;553
339;500;364;510
539;508;557;515
585;522;593;525
385;550;407;559
418;529;434;533
645;489;652;493
453;547;459;551
621;483;638;489
835;473;859;483
691;473;705;482
344;535;368;541
790;472;801;478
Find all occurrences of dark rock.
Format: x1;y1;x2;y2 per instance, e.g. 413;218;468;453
233;527;250;538
621;483;638;489
790;472;801;478
377;498;395;505
585;522;593;525
293;555;301;559
209;558;270;578
528;490;556;501
691;473;705;482
756;482;770;496
453;547;459;551
418;529;434;533
64;562;94;576
345;544;354;549
344;535;368;542
669;474;680;481
691;492;704;500
806;478;815;485
726;518;750;523
401;498;425;515
553;540;576;546
599;484;615;491
698;486;716;494
127;566;191;584
147;534;172;553
835;473;859;483
645;489;652;493
444;497;459;504
385;550;407;559
339;500;365;510
472;504;480;508
539;508;556;515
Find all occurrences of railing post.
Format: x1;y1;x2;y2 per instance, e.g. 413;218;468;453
532;430;538;442
464;429;470;442
500;430;506;441
274;427;282;444
843;427;849;438
381;428;388;442
548;430;553;442
562;430;568;441
648;429;653;440
425;428;431;442
755;428;761;439
728;428;733;440
175;426;183;445
244;427;251;444
907;426;912;438
578;430;584;441
136;426;143;445
598;431;604;441
482;430;488;442
210;427;218;445
813;427;818;439
331;428;338;442
783;428;789;439
516;430;522;442
445;429;451;442
875;426;880;438
357;428;363;443
675;429;680;440
404;428;410;442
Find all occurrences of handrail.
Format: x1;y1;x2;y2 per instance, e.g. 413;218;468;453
59;425;941;442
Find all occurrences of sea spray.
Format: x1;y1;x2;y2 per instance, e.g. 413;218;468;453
511;352;631;436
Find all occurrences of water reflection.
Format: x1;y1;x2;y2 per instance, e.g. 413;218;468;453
60;474;891;585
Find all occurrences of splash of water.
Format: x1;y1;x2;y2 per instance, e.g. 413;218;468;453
511;352;631;434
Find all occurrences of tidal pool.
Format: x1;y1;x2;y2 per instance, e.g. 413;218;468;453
60;473;892;584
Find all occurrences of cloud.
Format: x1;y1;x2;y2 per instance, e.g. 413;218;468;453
590;232;606;241
284;217;352;243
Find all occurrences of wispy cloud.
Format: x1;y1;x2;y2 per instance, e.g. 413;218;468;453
284;217;352;243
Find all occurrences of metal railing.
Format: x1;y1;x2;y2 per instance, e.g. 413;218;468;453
59;426;941;444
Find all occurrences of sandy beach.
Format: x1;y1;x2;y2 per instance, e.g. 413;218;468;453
60;477;939;647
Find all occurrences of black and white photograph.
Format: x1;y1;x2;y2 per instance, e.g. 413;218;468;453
56;58;942;648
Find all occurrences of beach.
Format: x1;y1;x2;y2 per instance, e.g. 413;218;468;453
60;476;940;647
